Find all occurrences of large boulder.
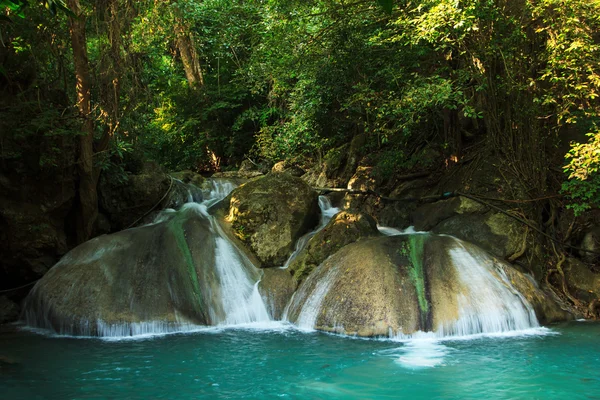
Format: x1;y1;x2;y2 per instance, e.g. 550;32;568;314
224;173;319;267
23;206;228;335
563;257;600;304
286;234;569;337
287;212;379;284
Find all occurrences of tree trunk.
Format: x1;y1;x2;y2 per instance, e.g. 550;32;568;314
67;0;98;243
174;19;204;87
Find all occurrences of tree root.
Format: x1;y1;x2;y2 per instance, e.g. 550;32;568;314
508;227;529;262
545;246;585;315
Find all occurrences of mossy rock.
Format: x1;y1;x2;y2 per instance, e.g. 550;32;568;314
286;234;570;337
288;211;379;284
563;257;600;304
224;173;319;267
23;207;231;335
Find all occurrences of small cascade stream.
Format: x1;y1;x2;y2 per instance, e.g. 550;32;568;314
282;196;339;269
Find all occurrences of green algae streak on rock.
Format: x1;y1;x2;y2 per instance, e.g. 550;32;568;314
223;173;319;267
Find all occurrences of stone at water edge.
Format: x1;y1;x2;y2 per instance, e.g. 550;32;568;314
287;211;379;285
23;208;221;336
170;170;206;188
0;296;20;324
286;234;571;337
223;172;319;268
258;269;296;320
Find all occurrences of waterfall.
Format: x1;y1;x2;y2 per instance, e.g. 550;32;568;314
282;195;339;269
23;178;271;337
289;233;540;339
293;267;338;330
436;242;538;336
187;179;271;326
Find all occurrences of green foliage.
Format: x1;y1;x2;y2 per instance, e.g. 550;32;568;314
561;174;600;216
3;0;600;221
1;0;72;19
562;129;600;214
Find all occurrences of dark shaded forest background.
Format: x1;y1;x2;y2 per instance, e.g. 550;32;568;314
1;0;599;309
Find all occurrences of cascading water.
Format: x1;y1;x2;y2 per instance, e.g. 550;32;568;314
196;184;271;325
436;242;538;337
288;232;540;339
282;196;339;269
378;225;538;337
23;178;271;337
293;267;338;330
163;179;271;326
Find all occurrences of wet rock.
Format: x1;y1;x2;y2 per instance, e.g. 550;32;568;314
224;173;319;267
499;264;572;324
23;207;235;335
258;269;296;320
286;234;569;337
287;212;379;284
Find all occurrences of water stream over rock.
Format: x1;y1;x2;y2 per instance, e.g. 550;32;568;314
23;179;271;336
282;195;339;269
286;233;545;339
22;179;566;340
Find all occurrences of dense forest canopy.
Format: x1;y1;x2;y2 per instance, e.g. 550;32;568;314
1;0;599;239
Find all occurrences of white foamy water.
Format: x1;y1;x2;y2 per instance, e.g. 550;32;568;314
439;242;538;336
377;225;427;236
201;179;271;326
204;179;236;206
293;267;338;330
212;235;270;324
395;341;449;368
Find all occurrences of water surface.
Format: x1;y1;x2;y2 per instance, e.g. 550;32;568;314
1;322;599;399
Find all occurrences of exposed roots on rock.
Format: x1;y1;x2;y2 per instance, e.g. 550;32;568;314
508;227;529;262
